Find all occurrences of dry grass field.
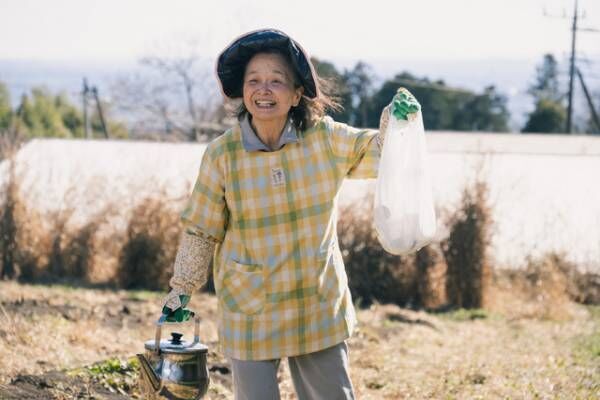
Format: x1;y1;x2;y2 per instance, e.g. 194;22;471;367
0;281;598;399
0;157;598;398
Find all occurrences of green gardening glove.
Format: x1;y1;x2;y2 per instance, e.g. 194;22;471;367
391;87;421;121
161;294;195;323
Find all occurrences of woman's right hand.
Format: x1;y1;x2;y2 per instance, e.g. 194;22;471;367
161;290;194;323
159;230;217;323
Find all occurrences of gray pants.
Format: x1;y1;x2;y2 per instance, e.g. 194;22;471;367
230;342;355;400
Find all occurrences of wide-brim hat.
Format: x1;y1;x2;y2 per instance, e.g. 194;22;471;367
216;28;318;99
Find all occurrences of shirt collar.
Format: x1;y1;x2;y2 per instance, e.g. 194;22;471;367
240;114;299;152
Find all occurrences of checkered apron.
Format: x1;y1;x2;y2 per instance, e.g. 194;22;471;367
182;116;380;360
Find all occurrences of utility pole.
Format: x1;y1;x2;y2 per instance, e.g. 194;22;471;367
565;0;578;133
546;1;599;134
82;78;110;139
82;78;91;138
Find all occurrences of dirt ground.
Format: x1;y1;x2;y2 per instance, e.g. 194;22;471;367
0;281;598;399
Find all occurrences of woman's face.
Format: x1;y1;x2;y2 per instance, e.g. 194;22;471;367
243;52;304;127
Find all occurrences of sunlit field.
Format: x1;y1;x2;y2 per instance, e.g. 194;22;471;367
1;282;598;399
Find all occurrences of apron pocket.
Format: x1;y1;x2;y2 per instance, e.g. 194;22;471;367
220;260;265;315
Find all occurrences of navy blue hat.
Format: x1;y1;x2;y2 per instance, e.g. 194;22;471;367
216;29;318;99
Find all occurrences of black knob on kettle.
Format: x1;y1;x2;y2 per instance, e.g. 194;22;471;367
170;332;183;344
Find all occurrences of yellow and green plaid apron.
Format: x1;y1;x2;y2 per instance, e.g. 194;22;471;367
182;116;380;360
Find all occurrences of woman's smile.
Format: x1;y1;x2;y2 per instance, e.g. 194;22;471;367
254;99;277;109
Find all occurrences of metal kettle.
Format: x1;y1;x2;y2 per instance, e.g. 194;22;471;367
137;316;210;400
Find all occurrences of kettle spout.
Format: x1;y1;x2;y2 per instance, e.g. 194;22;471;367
136;354;162;392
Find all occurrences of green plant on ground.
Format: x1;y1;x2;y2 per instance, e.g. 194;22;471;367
71;357;140;397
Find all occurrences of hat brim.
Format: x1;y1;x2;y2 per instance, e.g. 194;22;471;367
216;29;318;99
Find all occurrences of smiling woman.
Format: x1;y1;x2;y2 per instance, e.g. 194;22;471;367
159;28;422;400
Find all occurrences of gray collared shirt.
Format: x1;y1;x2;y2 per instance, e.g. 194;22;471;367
240;114;299;152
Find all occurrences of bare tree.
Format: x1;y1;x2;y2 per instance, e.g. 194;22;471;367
112;40;225;141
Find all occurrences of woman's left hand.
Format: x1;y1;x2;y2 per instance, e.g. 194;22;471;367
379;87;420;134
392;87;420;121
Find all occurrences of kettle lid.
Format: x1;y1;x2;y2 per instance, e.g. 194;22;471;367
145;331;208;354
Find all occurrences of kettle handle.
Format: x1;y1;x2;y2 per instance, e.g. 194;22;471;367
154;316;201;355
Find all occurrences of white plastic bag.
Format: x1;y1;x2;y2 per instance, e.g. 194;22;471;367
374;111;436;255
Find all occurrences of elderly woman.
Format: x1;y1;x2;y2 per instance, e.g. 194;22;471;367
161;29;420;400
